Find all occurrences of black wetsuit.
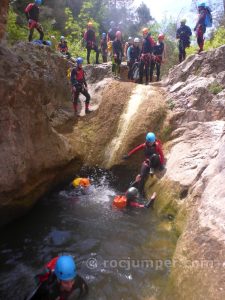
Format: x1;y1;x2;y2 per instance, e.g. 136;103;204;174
150;42;164;81
176;25;192;62
30;273;88;300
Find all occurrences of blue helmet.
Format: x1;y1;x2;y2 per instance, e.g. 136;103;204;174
146;132;156;143
76;57;83;65
55;256;77;281
102;32;106;39
198;2;206;7
35;0;42;5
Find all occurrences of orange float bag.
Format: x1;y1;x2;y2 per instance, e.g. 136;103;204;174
113;195;127;209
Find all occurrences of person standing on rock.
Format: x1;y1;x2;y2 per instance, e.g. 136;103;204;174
25;0;44;42
112;31;123;79
58;36;71;59
127;37;141;80
107;21;119;58
139;28;155;85
100;32;108;63
27;255;88;299
84;22;99;65
71;57;92;116
150;34;165;82
194;3;211;53
124;37;133;61
176;19;192;63
122;132;165;196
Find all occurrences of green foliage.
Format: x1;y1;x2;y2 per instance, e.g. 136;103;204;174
167;99;175;110
160;125;173;142
208;82;224;95
205;26;225;50
187;26;225;55
6;6;27;44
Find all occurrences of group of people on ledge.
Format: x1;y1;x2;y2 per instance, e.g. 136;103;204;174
25;0;212;67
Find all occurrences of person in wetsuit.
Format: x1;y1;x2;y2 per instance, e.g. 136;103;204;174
150;34;165;82
29;255;88;300
139;27;155;84
127;37;141;80
123;132;165;196
84;22;99;64
112;31;123;78
176;19;192;62
58;36;71;58
194;3;208;53
24;0;44;42
70;57;91;116
126;187;156;208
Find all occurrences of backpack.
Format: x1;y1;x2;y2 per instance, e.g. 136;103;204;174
205;7;213;27
113;195;127;209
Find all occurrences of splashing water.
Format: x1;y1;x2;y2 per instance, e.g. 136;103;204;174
0;168;176;300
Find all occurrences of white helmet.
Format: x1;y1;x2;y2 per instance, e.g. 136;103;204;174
60;36;65;40
134;37;140;43
128;36;133;41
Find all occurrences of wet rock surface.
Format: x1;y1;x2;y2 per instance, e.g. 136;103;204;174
158;46;225;299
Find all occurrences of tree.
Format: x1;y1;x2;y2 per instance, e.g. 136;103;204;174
136;2;153;26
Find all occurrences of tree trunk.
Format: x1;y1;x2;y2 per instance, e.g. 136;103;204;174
0;0;9;41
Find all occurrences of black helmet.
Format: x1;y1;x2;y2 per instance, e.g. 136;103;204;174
126;187;138;201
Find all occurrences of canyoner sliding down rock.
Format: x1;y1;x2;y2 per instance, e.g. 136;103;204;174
1;0;225;299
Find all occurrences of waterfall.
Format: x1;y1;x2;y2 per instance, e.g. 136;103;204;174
105;84;154;168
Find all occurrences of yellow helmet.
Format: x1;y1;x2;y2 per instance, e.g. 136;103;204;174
87;21;93;27
72;178;90;188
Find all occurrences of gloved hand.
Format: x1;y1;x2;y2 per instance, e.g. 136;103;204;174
145;192;156;208
159;164;165;171
144;200;152;208
122;154;129;160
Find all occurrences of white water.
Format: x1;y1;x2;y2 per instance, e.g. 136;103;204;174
105;84;154;167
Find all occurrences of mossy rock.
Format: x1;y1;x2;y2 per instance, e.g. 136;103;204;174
145;178;189;238
145;178;180;217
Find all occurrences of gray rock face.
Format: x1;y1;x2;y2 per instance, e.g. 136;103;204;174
162;46;225;299
166;45;225;127
0;42;78;226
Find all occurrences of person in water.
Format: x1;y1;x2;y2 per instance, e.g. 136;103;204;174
71;177;91;194
29;255;88;300
123;132;165;196
113;187;156;209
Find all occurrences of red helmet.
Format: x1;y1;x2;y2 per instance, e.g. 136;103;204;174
116;31;122;38
158;33;165;40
